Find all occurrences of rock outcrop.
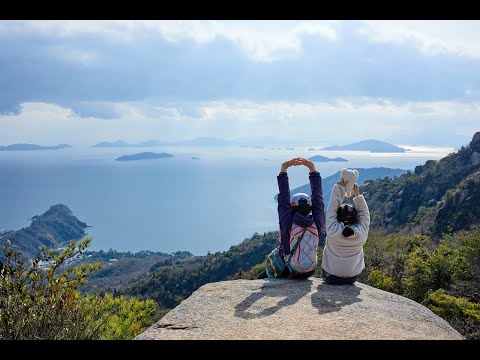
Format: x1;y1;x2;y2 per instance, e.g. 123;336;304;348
135;278;463;340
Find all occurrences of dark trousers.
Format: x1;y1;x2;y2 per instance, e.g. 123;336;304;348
285;267;315;279
257;268;315;280
321;269;357;285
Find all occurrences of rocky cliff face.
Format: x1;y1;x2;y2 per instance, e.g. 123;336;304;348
362;131;480;236
135;278;463;340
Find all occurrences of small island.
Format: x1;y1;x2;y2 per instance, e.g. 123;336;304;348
192;157;200;160
0;143;71;151
115;152;174;161
321;140;407;153
93;140;131;148
308;155;348;162
93;140;165;147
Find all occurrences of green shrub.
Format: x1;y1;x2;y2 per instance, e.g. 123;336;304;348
80;293;158;340
0;238;158;339
404;244;459;302
368;268;396;293
423;289;480;339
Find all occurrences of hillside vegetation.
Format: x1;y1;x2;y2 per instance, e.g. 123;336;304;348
361;132;480;236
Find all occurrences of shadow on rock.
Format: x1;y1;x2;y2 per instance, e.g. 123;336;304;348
311;283;362;314
234;279;313;319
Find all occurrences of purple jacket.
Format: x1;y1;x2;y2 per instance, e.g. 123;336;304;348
277;171;325;257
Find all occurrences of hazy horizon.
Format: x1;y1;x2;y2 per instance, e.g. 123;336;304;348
0;144;454;255
0;136;473;149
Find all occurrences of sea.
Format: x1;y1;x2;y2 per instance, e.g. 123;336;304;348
0;144;454;256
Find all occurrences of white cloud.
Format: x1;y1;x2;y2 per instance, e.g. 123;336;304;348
0;20;338;62
0;98;478;146
3;20;480;63
48;45;99;67
0;20;138;41
358;20;480;59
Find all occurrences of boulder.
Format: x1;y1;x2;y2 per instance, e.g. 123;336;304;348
472;132;480;144
471;152;480;166
453;189;469;207
386;201;396;216
427;199;437;207
135;278;463;340
473;172;480;184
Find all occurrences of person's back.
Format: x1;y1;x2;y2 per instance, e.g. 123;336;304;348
258;157;325;279
321;172;370;285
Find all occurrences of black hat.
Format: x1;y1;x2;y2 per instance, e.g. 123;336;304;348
337;204;358;225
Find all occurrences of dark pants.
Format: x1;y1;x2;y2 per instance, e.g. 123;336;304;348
322;269;357;285
257;268;315;280
285;267;315;279
257;269;268;279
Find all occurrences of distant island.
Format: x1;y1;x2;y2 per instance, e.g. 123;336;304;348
308;155;348;162
239;145;264;149
321;140;407;153
93;140;165;148
115;152;174;161
177;137;232;147
94;138;234;148
0;143;71;151
192;157;200;160
93;140;131;148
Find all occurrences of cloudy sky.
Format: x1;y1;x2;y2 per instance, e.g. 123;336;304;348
0;20;479;147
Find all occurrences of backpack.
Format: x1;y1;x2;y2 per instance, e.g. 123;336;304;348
265;246;286;279
265;223;319;278
285;223;319;274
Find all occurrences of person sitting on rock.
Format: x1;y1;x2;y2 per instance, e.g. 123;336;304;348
258;157;325;279
321;170;370;285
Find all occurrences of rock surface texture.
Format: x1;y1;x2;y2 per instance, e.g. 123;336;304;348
135;278;463;340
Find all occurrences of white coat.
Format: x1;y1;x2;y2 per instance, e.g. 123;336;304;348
321;184;370;278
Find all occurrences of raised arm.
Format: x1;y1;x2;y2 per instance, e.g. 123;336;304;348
325;181;346;237
278;159;300;219
352;183;370;241
299;158;325;232
277;158;302;253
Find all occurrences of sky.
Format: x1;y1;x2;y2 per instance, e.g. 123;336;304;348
0;20;479;147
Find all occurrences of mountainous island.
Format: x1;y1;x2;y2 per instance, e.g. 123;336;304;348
93;140;132;148
93;140;165;148
322;139;407;153
0;204;88;259
176;137;232;146
94;137;233;148
115;152;174;161
308;155;348;162
0;143;72;151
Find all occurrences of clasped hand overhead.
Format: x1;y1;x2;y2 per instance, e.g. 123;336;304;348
281;157;316;173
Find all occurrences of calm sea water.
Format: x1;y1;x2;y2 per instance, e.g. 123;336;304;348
0;145;453;255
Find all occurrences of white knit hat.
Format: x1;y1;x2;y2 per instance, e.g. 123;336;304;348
290;193;311;206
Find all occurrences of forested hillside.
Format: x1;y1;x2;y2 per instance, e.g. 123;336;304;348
361;132;480;236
